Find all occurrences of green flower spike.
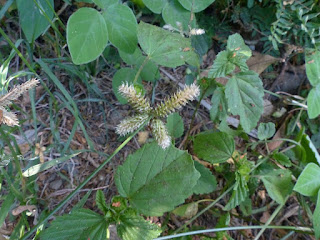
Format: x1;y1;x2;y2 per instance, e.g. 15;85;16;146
116;82;200;149
118;82;151;113
150;119;171;149
152;83;200;118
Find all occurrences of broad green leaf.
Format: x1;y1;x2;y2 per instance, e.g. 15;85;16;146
307;85;320;119
225;71;264;133
208;51;235;78
224;173;248;210
120;48;160;82
193;131;235;164
166;113;184;138
115;142;200;216
112;68;141;104
191;34;210;57
193;161;217;195
117;209;161;240
162;0;194;32
210;87;228;121
261;169;293;205
208;34;251;78
103;4;137;53
119;48;143;65
227;33;252;60
142;0;167;13
16;0;54;42
272;152;292;167
138;22;199;68
178;0;215;12
294;163;320;197
301;133;320;165
305;50;320;86
314;189;320;239
172;202;198;219
40;209;108;240
257;122;276;140
93;0;117;9
67;8;108;64
96;190;109;214
138;61;160;82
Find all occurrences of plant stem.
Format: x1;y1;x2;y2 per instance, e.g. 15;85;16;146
155;225;312;240
174;184;235;234
20;121;149;240
183;86;208;150
254;197;288;240
133;56;150;83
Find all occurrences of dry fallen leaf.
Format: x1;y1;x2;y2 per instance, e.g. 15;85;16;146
267;121;286;152
12;205;37;216
260;210;271;223
247;51;280;75
137;131;149;145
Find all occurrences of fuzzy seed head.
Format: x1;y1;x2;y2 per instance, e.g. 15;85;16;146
151;119;171;149
0;78;39;107
0;106;18;126
116;114;149;136
153;83;200;118
118;82;151;113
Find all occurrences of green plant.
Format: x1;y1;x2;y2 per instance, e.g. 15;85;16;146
270;0;320;50
2;0;320;239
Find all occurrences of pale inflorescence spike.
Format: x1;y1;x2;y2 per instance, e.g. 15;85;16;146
0;106;18;126
0;78;40;107
151;119;171;149
153;83;200;118
116;114;149;136
118;82;151;113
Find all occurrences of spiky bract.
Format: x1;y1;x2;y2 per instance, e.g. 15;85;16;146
152;83;200;118
151;119;171;149
0;78;39;126
116;114;150;136
118;82;151;113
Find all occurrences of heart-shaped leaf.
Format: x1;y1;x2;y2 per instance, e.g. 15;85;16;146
115;142;200;216
138;22;199;68
193;131;235;164
162;0;194;31
258;122;276;140
117;208;161;240
294;163;320;197
103;4;137;53
261;169;293;204
142;0;167;13
225;71;264;133
40;209;108;240
67;8;109;64
178;0;215;12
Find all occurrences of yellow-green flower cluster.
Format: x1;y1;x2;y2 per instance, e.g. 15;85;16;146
116;82;200;149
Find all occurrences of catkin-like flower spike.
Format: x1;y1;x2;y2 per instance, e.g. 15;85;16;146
0;78;40;107
151;119;171;149
0;106;18;126
116;114;149;136
153;83;200;118
118;82;151;113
